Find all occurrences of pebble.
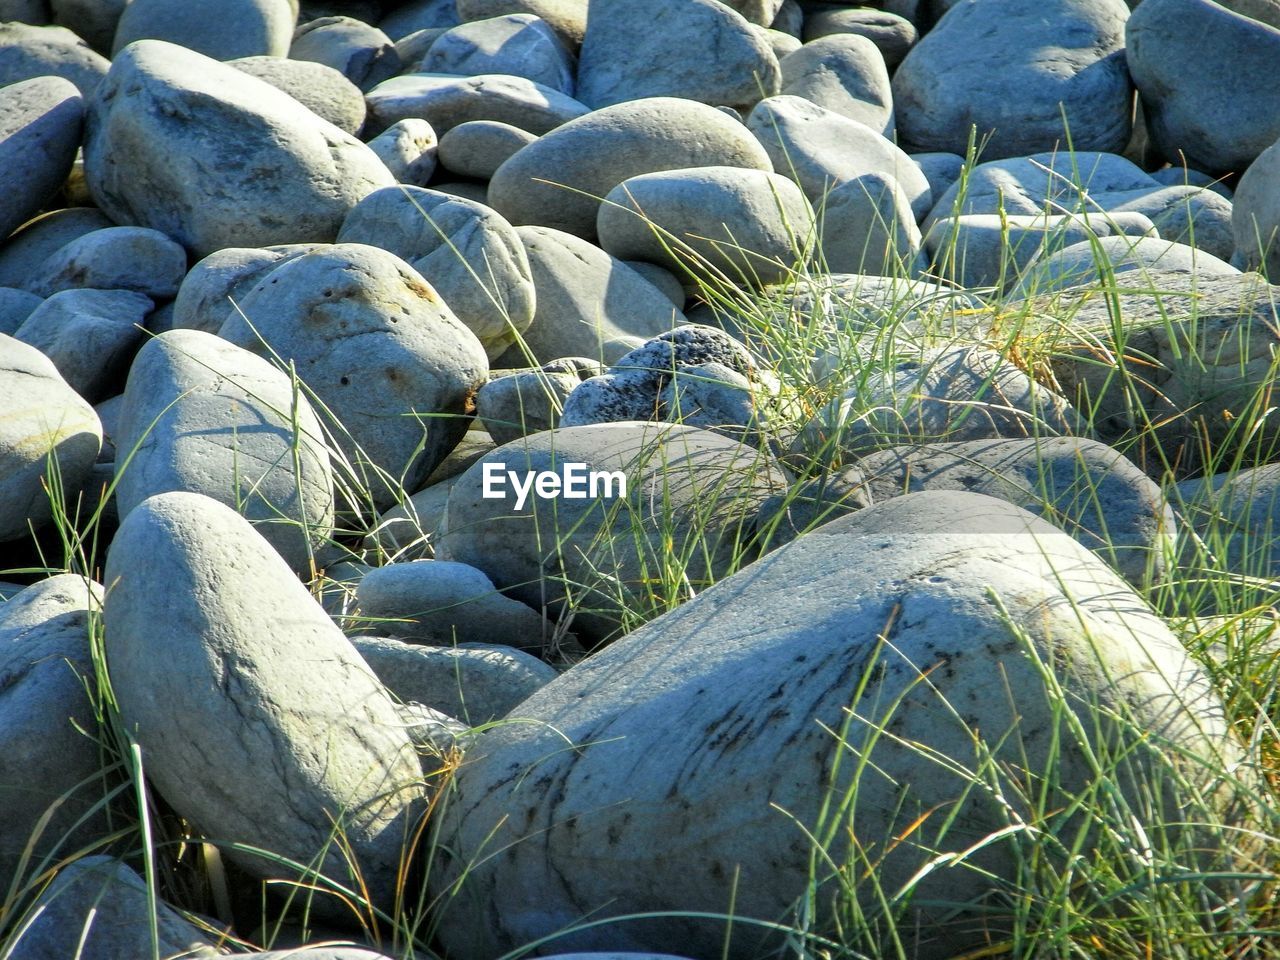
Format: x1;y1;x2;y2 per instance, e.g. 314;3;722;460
438;118;538;180
477;357;603;444
365;117;439;185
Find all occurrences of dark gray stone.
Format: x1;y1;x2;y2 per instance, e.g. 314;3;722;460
111;0;296;58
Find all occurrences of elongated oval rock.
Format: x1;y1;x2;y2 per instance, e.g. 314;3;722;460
103;491;424;910
489;97;774;239
0;76;83;243
430;491;1244;960
84;40;394;258
114;329;335;573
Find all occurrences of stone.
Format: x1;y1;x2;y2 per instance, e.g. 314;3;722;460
337;187;536;358
114;329;335;573
399;700;470;755
492;227;684;367
422;13;576;95
354;559;555;650
364;475;460;562
0;77;83;244
1099;183;1236;261
111;0;296;59
9;856;220;960
0;577;110;895
795;345;1079;463
0;287;42;336
1150;164;1233;198
722;0;786;24
802;8;917;66
819;171;926;276
84;40;395;258
382;0;462;38
0;207;113;287
1127;0;1280;175
433;180;491;204
229;55;367;134
1039;271;1280;474
489;97;773;240
893;0;1131;158
0;22;109;97
597;166;815;287
366;118;439;185
439;421;788;644
366;73;589;138
779;34;893;135
290;14;401;91
1176;464;1280;584
760;27;801;59
624;260;685;308
423;428;497;486
429;490;1242;960
0;334;102;542
50;0;125;55
438;119;537;180
1012;235;1239;298
356;636;558;723
456;0;587;48
13;288;152;402
24;226;188;299
1233;138;1280;277
102;491;425;910
577;0;781;110
747;96;930;216
170;244;318;334
395;25;450;65
477;357;603;443
217;243;488;509
923;211;1156;290
912;151;964;203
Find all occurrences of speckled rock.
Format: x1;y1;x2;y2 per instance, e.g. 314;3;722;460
430;491;1241;960
114;329;335;572
0;22;109;97
0;335;102;542
489;97;773;239
494;226;685;366
366;117;438;185
478;357;602;443
217;243;488;508
438;119;537;180
747;95;930;216
597;166;814;287
229;56;367;134
13;288;152;402
779;34;893;135
103;492;425;910
354;558;554;650
422;13;576;95
290;15;401;90
0;577;110;896
338;187;535;358
84;40;394;258
111;0;296;59
0;77;83;243
439;421;788;644
170;244;318;334
24;226;187;299
577;0;781;110
893;0;1131;158
365;72;589;136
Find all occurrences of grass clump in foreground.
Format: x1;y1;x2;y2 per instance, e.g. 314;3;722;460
2;148;1279;959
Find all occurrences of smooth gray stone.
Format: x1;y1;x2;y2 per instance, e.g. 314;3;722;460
422;13;576;95
0;207;113;287
489;97;772;240
102;492;424;912
363;474;460;562
438;119;537;180
1176;463;1280;584
893;0;1131;158
24;225;188;299
290;14;401;91
84;40;394;258
597;166;815;288
779;33;893;135
911;151;964;205
478;357;602;443
456;0;587;48
13;288;152;402
819;171;926;276
114;329;335;572
0;76;82;244
1233;138;1280;277
230;55;367;134
111;0;296;58
0;334;102;542
722;0;786;24
365;72;589;137
217;243;489;509
170;244;319;334
366;117;438;185
0;22;109;97
9;856;220;960
1013;235;1239;298
576;0;781;110
430;490;1240;960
